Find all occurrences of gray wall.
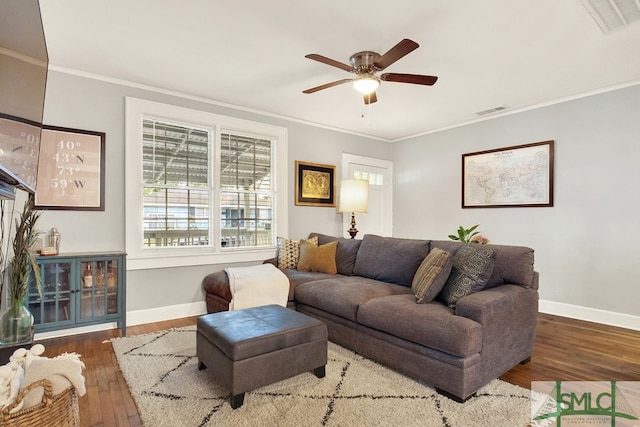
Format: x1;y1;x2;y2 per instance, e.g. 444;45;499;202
393;84;640;318
40;70;392;313
39;69;640;323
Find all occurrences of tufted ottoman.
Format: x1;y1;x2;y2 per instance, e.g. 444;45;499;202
196;304;328;409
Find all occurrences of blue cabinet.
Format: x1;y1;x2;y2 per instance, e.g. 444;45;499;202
27;252;126;335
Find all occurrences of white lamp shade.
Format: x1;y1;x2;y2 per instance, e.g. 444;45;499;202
338;179;369;213
352;75;380;95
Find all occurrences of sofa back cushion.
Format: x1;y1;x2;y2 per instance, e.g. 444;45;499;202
352;234;431;287
431;240;536;289
309;232;362;276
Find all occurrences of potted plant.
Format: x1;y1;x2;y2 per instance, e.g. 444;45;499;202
448;224;490;244
0;195;42;345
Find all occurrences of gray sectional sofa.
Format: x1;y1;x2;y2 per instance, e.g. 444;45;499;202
202;232;539;401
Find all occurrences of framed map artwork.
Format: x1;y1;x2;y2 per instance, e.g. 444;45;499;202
462;140;554;208
35;125;105;210
295;160;336;207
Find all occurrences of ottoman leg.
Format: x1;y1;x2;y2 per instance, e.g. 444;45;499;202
230;393;245;409
314;365;326;378
198;361;206;370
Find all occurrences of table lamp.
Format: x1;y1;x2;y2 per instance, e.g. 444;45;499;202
338;179;369;239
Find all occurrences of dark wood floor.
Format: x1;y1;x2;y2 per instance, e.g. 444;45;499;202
31;313;640;426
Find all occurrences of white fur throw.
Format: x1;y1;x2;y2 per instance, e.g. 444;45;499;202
0;344;85;414
20;353;86;410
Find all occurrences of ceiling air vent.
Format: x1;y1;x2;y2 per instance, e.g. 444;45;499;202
475;106;507;116
579;0;640;34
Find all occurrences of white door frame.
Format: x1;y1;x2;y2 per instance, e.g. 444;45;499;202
341;153;393;237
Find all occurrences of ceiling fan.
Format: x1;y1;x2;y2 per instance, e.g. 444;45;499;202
303;38;438;105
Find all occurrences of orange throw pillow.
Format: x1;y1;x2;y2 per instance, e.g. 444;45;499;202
297;241;338;274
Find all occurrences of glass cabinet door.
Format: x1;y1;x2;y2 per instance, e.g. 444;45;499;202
30;252;125;334
106;259;119;315
28;261;73;326
79;259;119;321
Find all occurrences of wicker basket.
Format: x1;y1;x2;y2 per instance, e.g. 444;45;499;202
0;379;79;427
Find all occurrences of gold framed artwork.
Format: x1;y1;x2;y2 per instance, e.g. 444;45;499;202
295;160;336;207
35;125;106;210
462;140;554;208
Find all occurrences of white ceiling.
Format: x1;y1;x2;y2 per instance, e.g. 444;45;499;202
38;0;640;141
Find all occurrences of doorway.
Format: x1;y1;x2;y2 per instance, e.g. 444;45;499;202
341;154;393;238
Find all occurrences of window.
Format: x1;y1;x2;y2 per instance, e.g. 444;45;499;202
142;119;211;247
353;170;384;186
220;133;273;248
126;98;288;270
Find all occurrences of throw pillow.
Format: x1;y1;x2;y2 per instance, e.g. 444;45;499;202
297;241;339;274
438;244;496;309
277;236;318;269
308;232;362;276
411;248;453;304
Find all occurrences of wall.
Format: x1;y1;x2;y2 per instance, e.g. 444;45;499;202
38;70;640;330
39;70;391;321
393;84;640;327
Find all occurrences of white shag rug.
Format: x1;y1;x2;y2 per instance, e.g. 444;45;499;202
110;326;535;427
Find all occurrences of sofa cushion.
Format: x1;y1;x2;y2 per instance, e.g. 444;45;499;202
438;245;496;309
295;276;412;322
309;232;362;276
411;248;453;303
352;234;430;287
280;269;340;301
357;294;483;358
297;241;338;274
432;240;535;289
277;236;318;269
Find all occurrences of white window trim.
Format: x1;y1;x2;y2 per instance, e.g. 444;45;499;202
125;97;288;270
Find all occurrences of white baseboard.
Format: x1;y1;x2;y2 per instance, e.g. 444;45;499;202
126;301;207;326
539;299;640;331
34;302;207;340
35;323;120;340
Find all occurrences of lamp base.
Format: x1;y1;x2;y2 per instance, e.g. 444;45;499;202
347;212;358;239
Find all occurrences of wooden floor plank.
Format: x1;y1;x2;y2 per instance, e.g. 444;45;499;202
25;313;640;426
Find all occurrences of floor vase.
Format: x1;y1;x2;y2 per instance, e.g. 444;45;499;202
0;304;34;345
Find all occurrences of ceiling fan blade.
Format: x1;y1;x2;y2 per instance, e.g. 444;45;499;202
364;91;377;105
373;39;419;70
381;73;438;86
303;78;353;94
305;54;353;72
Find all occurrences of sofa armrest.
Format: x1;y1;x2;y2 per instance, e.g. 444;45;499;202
202;270;232;301
455;284;538;373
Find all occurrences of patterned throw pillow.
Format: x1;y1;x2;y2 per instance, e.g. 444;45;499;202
438;244;496;309
297;241;339;274
411;248;453;304
276;236;318;269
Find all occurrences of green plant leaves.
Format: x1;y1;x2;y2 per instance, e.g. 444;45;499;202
9;195;42;306
449;224;480;243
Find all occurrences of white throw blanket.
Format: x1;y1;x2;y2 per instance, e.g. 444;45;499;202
226;263;289;310
0;345;85;414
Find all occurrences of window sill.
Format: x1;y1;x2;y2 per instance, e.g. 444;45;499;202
126;247;277;270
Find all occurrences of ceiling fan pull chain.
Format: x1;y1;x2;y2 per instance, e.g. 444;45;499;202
361;95;373;123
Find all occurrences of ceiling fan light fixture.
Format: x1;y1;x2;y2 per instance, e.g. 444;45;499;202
352;74;380;95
